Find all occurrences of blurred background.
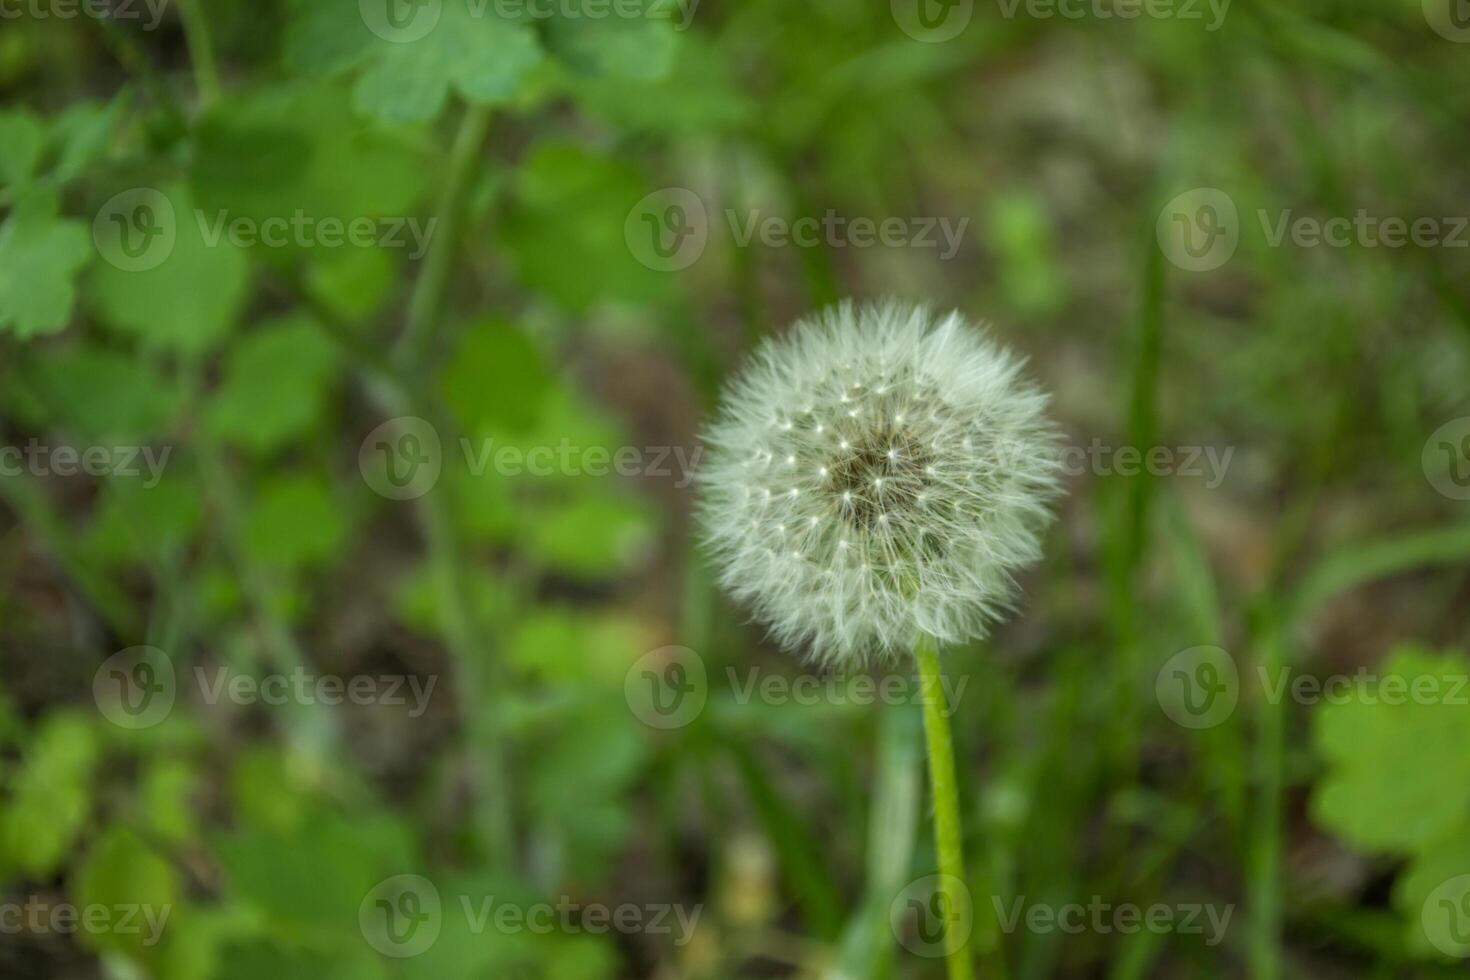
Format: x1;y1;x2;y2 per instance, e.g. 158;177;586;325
2;0;1469;977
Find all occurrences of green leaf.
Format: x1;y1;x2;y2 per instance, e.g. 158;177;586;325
1312;647;1470;852
543;0;679;82
522;492;655;578
50;97;123;183
11;342;179;440
508;607;645;686
192;82;427;232
0;712;97;877
0;108;44;187
89;183;251;353
441;318;553;436
72;825;180;959
242;473;348;569
566;36;752;134
285;0;543;123
141;758;198;845
86;473;203;567
208;315;340;455
213;809;415;940
0;187;92;337
1395;833;1470;960
500;144;675;310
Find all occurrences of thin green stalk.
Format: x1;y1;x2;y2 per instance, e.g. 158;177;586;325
916;633;978;980
176;0;221;107
398;102;493;368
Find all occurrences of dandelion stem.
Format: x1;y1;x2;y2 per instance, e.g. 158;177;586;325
916;632;976;980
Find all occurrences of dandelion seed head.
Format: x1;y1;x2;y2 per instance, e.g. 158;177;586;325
697;301;1062;666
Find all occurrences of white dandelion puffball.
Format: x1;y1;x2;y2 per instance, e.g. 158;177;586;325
698;302;1061;666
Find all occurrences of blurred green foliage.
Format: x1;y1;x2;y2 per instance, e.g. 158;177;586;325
1;0;1469;977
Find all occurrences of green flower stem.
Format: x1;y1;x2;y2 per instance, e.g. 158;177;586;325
915;632;976;980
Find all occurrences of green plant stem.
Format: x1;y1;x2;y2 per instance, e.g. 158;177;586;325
916;633;978;980
176;0;221;107
398;102;492;369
